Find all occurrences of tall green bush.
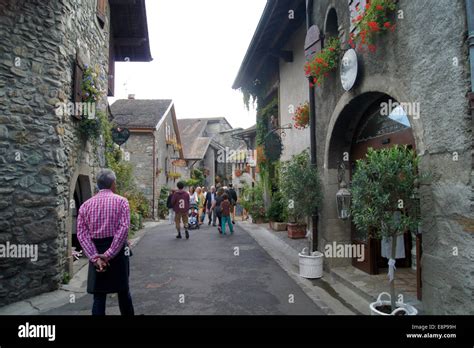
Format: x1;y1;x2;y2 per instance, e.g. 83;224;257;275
351;145;422;311
279;150;322;223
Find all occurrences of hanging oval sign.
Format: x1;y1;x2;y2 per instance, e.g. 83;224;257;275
111;127;130;146
340;49;359;91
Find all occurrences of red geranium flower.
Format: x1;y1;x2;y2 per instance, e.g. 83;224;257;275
384;22;391;29
376;5;384;10
368;21;380;32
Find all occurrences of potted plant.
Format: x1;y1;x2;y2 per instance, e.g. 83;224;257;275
280;150;322;239
351;146;422;315
241;183;266;224
267;191;288;231
280;150;324;279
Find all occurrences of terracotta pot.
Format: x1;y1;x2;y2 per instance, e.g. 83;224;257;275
287;223;307;239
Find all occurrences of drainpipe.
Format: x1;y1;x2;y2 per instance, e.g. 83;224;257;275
152;132;156;219
466;0;474;94
306;0;319;252
467;0;474;183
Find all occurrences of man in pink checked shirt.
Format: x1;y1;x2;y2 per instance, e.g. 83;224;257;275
77;169;134;316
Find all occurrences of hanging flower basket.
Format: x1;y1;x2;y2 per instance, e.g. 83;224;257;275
293;102;309;130
349;0;397;53
167;172;181;180
82;65;101;103
304;37;341;87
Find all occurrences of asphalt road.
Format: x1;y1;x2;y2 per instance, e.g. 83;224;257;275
45;220;324;315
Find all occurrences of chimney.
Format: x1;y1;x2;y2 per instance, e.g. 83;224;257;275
128;94;135;100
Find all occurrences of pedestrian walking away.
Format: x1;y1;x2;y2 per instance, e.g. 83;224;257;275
77;169;134;316
167;189;176;225
220;193;234;235
204;186;216;226
212;188;225;234
227;183;238;224
172;181;191;239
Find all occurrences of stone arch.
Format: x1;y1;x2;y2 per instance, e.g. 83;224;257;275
320;75;425;269
324;74;425;171
324;6;339;40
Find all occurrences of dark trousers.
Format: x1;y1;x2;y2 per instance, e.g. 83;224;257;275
92;290;135;316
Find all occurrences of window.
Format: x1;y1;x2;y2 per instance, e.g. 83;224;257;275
96;0;107;28
325;8;339;39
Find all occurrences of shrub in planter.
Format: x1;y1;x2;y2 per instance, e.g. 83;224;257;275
158;186;170;220
351;145;423;314
280;150;322;241
267;191;288;231
241;183;266;223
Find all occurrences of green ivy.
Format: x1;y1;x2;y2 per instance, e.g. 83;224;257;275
100;111;150;233
183;168;205;188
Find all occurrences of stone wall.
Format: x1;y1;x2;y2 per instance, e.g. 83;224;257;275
120;112;182;218
0;0;110;306
122;132;154;200
310;0;473;314
279;25;311;161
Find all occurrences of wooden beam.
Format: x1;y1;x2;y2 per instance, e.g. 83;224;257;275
114;37;147;46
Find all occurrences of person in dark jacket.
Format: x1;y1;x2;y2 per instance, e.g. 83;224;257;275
171;182;190;239
211;188;225;233
227;183;238;224
166;189;176;225
203;186;216;226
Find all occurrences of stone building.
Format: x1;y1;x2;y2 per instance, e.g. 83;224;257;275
111;98;184;218
0;0;151;306
234;0;474;314
177;117;244;188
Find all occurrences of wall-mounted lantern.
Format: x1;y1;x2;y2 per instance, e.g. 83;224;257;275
336;162;351;220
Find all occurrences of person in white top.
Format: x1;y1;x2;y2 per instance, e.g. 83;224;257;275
189;186;198;206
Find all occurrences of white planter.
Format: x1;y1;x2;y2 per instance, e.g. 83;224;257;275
370;292;418;315
298;249;324;279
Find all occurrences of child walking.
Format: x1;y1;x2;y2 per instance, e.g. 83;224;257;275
220;194;234;235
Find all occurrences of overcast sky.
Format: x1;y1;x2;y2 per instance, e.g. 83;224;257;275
108;0;267;130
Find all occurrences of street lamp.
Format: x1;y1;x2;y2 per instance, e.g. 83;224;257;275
336;162;351;220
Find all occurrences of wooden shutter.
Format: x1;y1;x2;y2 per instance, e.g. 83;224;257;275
108;33;115;96
73;61;84;119
96;0;107;28
349;0;367;33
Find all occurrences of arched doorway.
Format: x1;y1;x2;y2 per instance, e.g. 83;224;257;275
71;175;92;252
348;95;422;299
350;95;416;274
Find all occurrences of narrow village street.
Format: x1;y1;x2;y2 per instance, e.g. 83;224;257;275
43;222;324;315
0;2;473;346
